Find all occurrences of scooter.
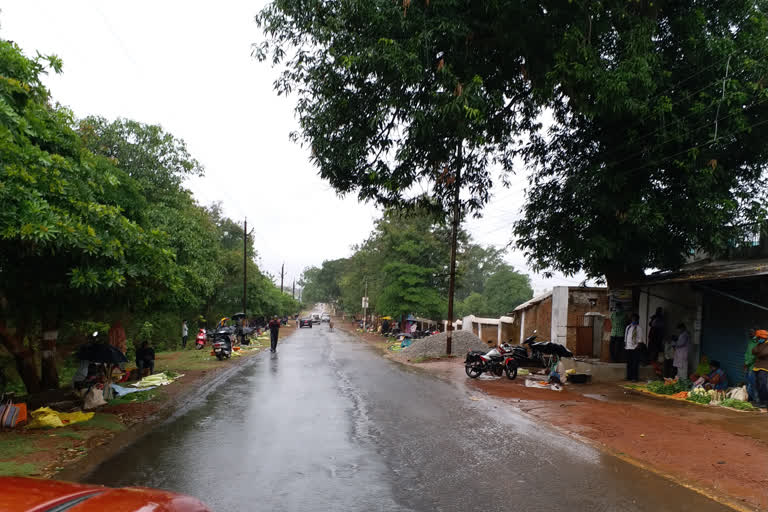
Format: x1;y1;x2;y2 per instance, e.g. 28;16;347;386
465;345;518;380
195;329;207;350
211;328;233;360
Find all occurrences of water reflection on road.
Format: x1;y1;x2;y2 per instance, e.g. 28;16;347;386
87;326;728;512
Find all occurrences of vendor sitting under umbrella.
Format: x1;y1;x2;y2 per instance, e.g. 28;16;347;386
136;341;155;377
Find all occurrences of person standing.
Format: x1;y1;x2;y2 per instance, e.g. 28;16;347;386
610;304;627;363
181;320;189;349
744;327;759;403
268;315;281;353
624;314;644;382
136;341;155;377
647;307;665;367
673;323;690;380
751;329;768;406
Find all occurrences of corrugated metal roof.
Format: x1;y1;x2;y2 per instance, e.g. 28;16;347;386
636;258;768;286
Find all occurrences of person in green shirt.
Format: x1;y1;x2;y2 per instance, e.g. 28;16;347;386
745;327;759;402
609;303;628;363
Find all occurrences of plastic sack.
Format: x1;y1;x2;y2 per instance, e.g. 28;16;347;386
727;386;748;402
84;386;107;410
26;407;94;429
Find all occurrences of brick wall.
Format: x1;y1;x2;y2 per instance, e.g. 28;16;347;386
512;296;553;342
565;288;610;354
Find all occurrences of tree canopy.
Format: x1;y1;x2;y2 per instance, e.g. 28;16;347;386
257;0;768;288
514;0;768;286
0;39;299;393
299;208;531;320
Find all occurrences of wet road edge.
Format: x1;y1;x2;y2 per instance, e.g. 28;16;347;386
56;339;285;483
339;326;751;512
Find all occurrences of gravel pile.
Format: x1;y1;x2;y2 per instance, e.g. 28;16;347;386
398;330;488;360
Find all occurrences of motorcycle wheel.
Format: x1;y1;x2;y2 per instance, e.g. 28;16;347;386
505;362;518;380
216;353;224;361
465;364;483;378
196;344;204;350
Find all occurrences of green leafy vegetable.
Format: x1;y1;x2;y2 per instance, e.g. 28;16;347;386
720;398;755;411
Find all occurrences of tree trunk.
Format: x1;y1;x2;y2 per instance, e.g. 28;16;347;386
40;331;59;390
0;322;41;394
604;267;646;290
39;310;60;390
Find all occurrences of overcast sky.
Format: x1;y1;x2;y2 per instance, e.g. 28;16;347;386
1;1;587;295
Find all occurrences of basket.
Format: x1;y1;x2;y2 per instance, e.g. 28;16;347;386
566;373;591;384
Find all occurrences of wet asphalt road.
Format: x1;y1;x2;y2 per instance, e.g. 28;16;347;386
87;326;729;511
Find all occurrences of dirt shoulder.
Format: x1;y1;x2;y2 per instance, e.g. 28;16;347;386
0;324;295;481
338;320;768;512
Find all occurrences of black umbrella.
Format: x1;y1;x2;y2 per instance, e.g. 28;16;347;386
231;312;246;320
76;343;128;364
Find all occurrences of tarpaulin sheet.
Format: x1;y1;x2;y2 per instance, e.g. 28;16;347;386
26;407;94;429
131;372;184;388
111;384;157;396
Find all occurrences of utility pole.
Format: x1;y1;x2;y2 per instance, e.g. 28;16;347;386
243;218;247;318
292;279;295;299
445;144;462;356
280;262;285;293
362;280;368;331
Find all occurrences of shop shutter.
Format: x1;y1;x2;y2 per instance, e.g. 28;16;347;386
701;327;747;386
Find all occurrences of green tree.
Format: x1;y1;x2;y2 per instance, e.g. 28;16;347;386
80;117;220;315
483;266;532;316
456;292;489;318
456;244;506;300
299;259;348;305
255;0;546;346
514;1;768;286
0;41;176;392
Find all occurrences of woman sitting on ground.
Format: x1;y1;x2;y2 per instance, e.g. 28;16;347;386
695;360;728;390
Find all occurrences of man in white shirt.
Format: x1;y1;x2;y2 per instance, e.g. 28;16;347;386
624;313;644;382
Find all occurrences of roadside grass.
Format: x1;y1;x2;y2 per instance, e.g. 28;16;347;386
75;413;125;432
51;431;84;440
0;461;39;477
155;348;221;372
0;434;37;459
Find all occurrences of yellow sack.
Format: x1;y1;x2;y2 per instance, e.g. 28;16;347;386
26;407;94;429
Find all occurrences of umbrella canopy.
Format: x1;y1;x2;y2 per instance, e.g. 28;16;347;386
380;316;393;320
231;312;246;320
77;343;128;364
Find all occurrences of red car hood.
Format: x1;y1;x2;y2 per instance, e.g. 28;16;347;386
0;477;211;512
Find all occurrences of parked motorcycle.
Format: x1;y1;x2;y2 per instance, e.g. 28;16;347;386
465;345;518;380
509;333;574;368
195;328;207;350
211;328;233;360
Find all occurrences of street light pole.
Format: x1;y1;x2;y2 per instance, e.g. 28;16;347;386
446;143;462;356
243;218;247;319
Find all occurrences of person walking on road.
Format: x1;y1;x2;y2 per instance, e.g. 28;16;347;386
673;323;690;380
181;320;189;349
268;316;280;353
624;314;644;382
